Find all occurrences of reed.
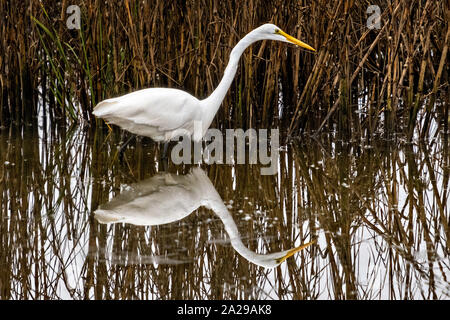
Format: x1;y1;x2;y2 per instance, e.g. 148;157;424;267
0;0;448;137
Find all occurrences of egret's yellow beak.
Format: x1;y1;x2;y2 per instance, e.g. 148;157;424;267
276;29;316;52
276;240;315;264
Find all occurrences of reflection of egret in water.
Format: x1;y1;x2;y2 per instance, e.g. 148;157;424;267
95;168;314;268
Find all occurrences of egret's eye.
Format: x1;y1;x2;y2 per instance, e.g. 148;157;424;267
274;29;280;34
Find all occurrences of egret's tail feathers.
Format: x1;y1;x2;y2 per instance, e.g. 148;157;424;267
92;99;120;117
94;210;125;224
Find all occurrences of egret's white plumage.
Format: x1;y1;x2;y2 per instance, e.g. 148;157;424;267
92;24;315;142
94;168;212;226
93;88;203;141
94;168;314;268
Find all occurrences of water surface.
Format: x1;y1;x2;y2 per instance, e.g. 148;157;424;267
0;122;448;299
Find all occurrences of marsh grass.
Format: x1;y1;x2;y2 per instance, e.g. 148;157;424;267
0;0;448;139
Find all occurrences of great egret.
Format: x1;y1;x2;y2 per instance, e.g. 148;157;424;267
95;168;314;268
92;24;315;143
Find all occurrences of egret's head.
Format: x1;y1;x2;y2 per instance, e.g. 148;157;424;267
255;23;316;52
249;240;316;268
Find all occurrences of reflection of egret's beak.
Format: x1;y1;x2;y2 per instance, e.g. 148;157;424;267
277;29;316;52
276;240;315;264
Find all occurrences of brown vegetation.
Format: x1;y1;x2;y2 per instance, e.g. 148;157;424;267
0;0;448;138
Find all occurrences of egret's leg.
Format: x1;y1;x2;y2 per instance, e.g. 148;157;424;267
160;142;169;171
162;142;169;160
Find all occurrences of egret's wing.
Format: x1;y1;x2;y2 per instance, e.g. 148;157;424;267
94;169;211;226
93;88;201;138
94;184;202;226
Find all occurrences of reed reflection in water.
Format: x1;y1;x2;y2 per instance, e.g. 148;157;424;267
94;167;314;268
0;122;448;299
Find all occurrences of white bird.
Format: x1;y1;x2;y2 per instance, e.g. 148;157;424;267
94;168;314;268
92;24;315;143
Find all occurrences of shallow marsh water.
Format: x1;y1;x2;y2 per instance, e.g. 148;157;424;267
0;120;448;300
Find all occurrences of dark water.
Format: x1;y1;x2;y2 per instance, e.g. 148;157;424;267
0;119;448;299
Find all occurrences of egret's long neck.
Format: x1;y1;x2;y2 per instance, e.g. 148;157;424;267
200;32;258;121
209;200;263;264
